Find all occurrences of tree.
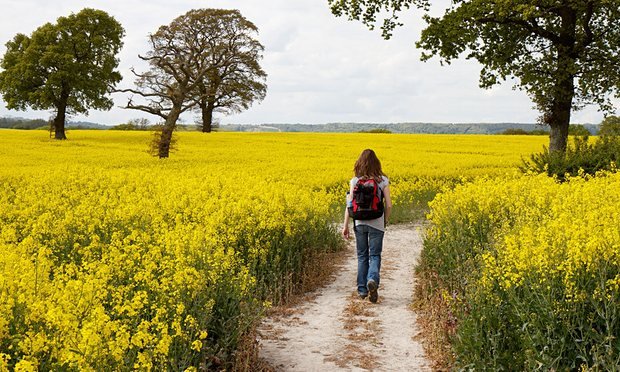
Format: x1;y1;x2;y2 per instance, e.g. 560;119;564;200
329;0;620;153
191;9;267;133
119;11;213;157
0;8;124;139
598;115;620;137
120;9;266;158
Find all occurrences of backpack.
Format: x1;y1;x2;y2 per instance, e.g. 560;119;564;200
348;178;384;220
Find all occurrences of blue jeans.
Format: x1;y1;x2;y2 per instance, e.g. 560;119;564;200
354;224;384;295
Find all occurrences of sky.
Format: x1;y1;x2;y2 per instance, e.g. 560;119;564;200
0;0;616;126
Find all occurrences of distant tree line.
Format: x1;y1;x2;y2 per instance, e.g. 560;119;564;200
0;117;48;130
109;118;151;131
220;122;600;135
3;117;609;136
0;117;108;130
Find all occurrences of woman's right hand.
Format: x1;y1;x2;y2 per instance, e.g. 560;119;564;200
342;225;350;239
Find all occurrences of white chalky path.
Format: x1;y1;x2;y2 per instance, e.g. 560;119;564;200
258;224;431;371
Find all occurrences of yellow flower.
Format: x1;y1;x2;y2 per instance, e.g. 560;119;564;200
14;360;37;372
191;340;202;352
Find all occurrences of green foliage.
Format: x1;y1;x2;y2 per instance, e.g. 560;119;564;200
417;1;620;152
522;135;620;180
190;9;267;132
110;118;151;131
568;124;591;136
329;1;620;115
358;128;392;133
328;0;428;39
501;128;528;135
416;2;620;113
500;128;548;135
599;115;620;136
455;261;620;370
110;123;146;131
520;116;620;180
0;9;124;116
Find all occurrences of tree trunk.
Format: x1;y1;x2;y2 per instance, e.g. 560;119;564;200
53;90;69;140
547;71;573;153
547;6;577;153
549;120;570;153
547;72;575;153
200;99;215;133
158;104;182;158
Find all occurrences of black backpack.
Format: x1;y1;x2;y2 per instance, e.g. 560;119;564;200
348;178;384;220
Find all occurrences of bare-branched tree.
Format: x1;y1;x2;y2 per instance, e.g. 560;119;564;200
119;9;267;157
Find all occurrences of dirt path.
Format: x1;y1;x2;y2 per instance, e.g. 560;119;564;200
258;223;431;371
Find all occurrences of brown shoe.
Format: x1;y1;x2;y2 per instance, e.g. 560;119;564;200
367;280;378;303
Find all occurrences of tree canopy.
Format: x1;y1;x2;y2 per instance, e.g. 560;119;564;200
329;0;620;153
0;8;124;139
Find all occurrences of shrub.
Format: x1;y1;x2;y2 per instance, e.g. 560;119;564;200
111;119;151;131
599;115;620;136
501;128;529;135
359;128;392;133
568;123;591;136
110;123;145;130
500;128;549;135
521;134;620;180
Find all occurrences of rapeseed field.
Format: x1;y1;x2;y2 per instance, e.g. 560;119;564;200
0;130;547;370
422;172;620;369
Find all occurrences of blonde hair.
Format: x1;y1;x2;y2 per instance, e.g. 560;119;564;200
354;149;385;181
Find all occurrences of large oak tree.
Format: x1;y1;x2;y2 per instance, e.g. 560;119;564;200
0;8;124;139
329;0;620;153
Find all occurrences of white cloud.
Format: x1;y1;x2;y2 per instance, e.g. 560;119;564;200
0;0;616;125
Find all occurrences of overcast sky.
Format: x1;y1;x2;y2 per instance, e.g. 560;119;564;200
0;0;616;126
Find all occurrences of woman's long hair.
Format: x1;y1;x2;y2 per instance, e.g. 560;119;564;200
354;149;385;181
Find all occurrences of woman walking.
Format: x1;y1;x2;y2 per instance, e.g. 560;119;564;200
342;149;392;303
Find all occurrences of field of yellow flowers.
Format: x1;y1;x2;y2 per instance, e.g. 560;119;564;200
421;172;620;369
0;130;547;370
